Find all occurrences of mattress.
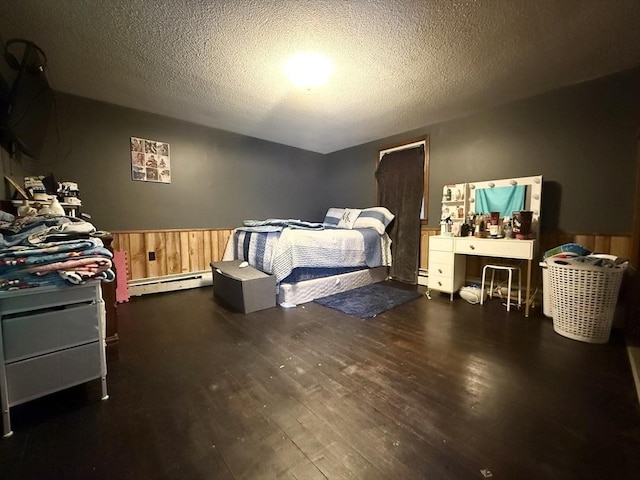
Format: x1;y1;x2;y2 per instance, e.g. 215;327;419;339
223;226;392;282
277;266;389;305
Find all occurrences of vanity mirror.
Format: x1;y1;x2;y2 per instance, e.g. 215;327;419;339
468;175;543;239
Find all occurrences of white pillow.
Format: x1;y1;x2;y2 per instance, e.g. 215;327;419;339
337;208;362;229
353;207;395;234
323;207;344;226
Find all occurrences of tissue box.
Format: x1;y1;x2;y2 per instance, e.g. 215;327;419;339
210;261;276;313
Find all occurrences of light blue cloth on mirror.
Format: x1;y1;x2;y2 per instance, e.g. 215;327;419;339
475;185;525;217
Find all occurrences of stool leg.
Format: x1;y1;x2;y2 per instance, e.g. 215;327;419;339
506;269;512;311
517;268;522;308
489;269;495;299
480;266;487;305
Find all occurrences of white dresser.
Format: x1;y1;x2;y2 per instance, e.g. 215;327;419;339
0;282;108;437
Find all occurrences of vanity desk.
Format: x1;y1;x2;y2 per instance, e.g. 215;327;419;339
428;174;542;317
427;235;536;316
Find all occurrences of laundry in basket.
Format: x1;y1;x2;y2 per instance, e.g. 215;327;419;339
546;255;628;344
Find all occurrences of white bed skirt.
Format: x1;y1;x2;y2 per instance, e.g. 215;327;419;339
277;266;389;305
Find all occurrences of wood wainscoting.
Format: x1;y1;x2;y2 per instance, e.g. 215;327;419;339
111;228;234;295
111;227;631;297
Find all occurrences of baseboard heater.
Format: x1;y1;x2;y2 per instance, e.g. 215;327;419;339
128;270;212;297
417;268;429;286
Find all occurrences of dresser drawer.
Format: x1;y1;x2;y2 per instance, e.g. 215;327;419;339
454;238;534;259
5;342;102;406
429;236;454;252
2;303;101;362
0;283;98;315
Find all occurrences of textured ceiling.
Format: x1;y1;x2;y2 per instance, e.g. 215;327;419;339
1;0;640;154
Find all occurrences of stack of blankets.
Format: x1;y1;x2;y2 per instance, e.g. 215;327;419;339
0;211;115;291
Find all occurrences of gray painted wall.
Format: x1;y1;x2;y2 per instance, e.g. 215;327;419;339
1;67;638;235
2;94;328;231
326;67;640;235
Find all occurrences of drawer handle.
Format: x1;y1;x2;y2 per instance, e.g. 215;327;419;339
470;244;475;250
438;281;442;286
438;268;443;274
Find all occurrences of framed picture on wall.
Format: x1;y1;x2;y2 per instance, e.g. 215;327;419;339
130;136;171;183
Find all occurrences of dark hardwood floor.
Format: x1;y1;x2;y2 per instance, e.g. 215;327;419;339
1;282;639;479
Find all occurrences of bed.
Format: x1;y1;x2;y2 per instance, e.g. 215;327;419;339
222;207;394;304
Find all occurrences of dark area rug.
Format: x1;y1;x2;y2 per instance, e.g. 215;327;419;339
313;282;422;318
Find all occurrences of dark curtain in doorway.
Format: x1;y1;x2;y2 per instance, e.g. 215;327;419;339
376;147;424;284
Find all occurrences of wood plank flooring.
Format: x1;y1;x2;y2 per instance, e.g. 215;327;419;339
1;282;639;479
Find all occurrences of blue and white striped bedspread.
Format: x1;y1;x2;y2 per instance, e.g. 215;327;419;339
222;227;392;282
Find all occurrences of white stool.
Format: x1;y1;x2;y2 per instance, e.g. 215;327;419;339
480;264;522;311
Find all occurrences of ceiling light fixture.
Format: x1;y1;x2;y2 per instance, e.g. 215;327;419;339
284;52;333;91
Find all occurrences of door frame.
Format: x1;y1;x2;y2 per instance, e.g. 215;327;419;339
631;128;640;269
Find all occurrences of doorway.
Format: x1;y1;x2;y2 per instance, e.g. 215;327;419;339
377;138;429;284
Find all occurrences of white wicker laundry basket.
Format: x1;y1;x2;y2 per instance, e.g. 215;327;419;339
546;258;625;344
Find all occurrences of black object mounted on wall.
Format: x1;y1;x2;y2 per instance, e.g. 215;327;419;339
4;38;48;73
0;38;54;160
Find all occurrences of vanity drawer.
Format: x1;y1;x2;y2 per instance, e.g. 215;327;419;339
428;250;455;265
428;274;455;292
454;238;534;259
5;342;102;406
429;236;454;252
2;303;101;362
428;261;454;278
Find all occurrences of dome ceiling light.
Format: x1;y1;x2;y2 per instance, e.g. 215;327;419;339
284;52;333;91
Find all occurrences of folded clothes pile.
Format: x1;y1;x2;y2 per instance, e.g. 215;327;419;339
0;212;115;290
